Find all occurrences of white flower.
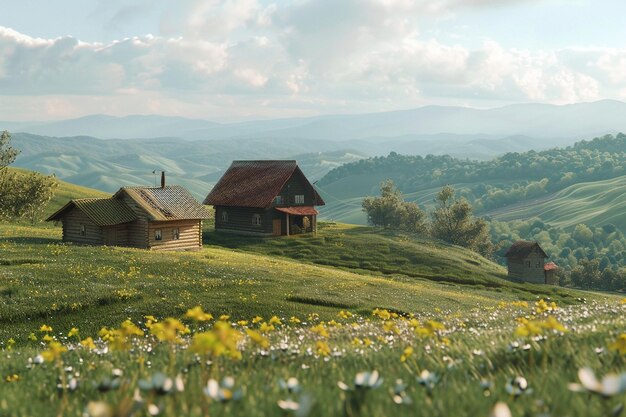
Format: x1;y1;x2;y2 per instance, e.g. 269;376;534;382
568;368;626;397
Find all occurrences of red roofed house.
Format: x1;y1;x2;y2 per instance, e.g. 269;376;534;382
504;240;559;284
47;174;210;250
204;160;325;236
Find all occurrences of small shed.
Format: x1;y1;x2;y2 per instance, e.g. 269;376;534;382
504;240;557;284
204;160;325;236
47;181;210;251
544;262;559;285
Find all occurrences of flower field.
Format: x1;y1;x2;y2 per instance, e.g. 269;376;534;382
0;223;624;416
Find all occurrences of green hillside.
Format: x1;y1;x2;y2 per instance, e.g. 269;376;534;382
486;174;626;230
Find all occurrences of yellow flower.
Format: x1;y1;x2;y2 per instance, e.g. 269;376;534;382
39;324;53;333
352;338;363;346
219;314;230;321
185;306;213;322
269;316;282;326
383;321;400;334
80;337;96;351
372;308;391;320
289;316;301;324
150;318;189;344
316;340;331;356
5;374;20;383
237;320;249;327
620;298;626;304
514;318;543;337
42;334;54;343
608;333;626;355
511;301;529;308
363;338;372;347
415;320;445;338
41;341;67;362
259;322;275;334
338;310;353;319
68;328;79;338
190;322;242;359
28;333;37;342
311;324;329;338
246;329;269;348
400;346;413;362
408;319;420;329
535;299;557;314
5;338;15;350
252;316;264;324
540;316;567;333
327;320;341;327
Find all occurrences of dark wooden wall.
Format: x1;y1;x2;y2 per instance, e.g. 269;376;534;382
62;208;104;245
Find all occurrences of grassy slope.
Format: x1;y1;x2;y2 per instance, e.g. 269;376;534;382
0;221;613;345
486;174;626;229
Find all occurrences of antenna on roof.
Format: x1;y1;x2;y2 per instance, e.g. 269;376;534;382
152;170;157;187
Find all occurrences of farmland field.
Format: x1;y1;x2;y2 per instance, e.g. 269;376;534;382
0;221;624;417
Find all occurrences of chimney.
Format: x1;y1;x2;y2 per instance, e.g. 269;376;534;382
161;171;166;188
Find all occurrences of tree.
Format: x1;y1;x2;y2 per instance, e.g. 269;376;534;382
430;185;493;256
0;131;58;222
362;180;427;234
570;259;601;289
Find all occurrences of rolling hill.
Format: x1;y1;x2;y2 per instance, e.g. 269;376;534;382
486;174;626;230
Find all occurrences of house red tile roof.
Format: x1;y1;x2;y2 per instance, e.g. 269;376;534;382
544;262;558;271
504;240;548;258
203;160;325;208
275;206;319;216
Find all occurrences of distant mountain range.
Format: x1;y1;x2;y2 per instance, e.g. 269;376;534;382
4;99;626;141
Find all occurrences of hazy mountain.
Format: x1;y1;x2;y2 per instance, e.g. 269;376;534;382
5;100;626;144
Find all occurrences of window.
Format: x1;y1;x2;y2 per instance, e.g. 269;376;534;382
80;224;86;236
295;195;305;204
274;195;284;205
252;214;262;226
221;210;228;222
173;228;180;240
155;229;162;241
526;261;531;268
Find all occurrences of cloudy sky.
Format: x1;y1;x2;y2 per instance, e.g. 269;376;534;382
2;0;626;121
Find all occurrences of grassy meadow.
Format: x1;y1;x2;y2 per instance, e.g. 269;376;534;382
0;220;624;416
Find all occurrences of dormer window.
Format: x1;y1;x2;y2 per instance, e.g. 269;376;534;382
295;195;304;204
274;196;284;205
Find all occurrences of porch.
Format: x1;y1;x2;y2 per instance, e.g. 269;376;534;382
273;206;318;236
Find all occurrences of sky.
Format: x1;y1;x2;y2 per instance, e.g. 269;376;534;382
2;0;626;121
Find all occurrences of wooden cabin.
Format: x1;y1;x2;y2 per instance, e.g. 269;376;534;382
505;240;558;284
204;160;325;236
47;179;210;251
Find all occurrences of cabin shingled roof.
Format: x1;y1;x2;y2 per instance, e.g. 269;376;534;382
47;198;138;226
119;185;210;221
504;240;548;258
203;160;325;208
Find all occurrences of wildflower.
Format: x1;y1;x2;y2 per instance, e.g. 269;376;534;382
150;318;189;344
259;322;275;334
252;316;264;324
6;338;15;350
392;379;412;405
505;376;532;397
237;320;248;327
42;334;54;343
338;310;353;319
190;323;242;359
185;306;213;322
41;341;67;362
138;373;184;396
400;346;413;362
289;316;301;324
80;337;97;351
28;333;37;342
316;341;331;357
279;377;301;394
489;402;512;417
277;394;313;416
540;316;567;333
416;370;439;391
514;318;543;337
383;321;400;334
327;320;341;327
219;314;230;321
68;328;79;338
568;367;626;397
352;338;363;346
5;374;20;382
40;324;53;333
268;316;282;326
338;370;383;391
246;329;269;349
415;320;445;338
372;308;391;320
311;324;329;338
204;377;242;402
511;301;529;308
535;299;557;314
608;333;626;355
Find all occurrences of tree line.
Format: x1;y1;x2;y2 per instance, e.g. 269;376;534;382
362;181;492;256
0;131;58;223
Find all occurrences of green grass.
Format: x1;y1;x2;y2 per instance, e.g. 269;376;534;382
0;219;624;416
487;174;626;230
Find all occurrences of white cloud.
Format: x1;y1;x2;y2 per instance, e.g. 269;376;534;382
1;0;625;120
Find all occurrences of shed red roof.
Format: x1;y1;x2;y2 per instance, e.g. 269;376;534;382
275;206;319;216
203;160;325;208
544;262;558;271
